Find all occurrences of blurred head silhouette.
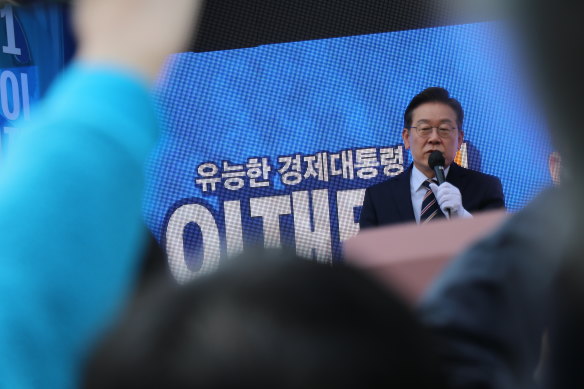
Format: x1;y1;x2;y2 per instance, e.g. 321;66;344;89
84;249;447;389
510;2;584;388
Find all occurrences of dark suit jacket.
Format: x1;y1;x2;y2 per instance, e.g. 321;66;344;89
359;163;505;229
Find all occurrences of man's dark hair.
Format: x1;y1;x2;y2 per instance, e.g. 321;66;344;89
84;249;447;389
404;87;464;130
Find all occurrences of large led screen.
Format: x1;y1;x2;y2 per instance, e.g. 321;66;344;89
146;21;553;282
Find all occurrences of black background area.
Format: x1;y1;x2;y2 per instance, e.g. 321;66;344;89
191;0;488;53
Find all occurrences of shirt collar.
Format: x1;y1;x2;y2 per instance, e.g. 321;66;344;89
410;164;451;192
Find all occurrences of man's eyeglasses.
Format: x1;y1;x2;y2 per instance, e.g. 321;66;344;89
410;125;458;138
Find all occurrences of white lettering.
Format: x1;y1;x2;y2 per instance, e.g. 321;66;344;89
1;70;20;121
292;190;332;263
1;6;21;55
336;189;365;242
224;200;244;257
165;204;220;283
250;195;292;248
20;73;29;120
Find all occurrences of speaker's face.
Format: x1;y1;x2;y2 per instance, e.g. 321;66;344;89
403;102;463;174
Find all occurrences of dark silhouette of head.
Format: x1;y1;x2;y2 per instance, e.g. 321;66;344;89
84;249;447;389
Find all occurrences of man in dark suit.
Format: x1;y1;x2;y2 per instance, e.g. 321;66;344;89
359;87;505;229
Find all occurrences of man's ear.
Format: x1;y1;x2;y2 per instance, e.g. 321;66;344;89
402;128;410;149
549;151;561;185
457;130;464;149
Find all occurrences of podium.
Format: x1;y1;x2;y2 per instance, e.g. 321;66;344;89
343;210;507;302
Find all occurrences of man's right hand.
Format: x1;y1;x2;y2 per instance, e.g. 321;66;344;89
74;0;204;83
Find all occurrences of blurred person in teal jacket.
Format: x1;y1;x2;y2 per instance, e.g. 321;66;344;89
0;0;202;388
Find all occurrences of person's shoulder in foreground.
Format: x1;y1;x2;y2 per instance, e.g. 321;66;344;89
419;187;568;389
0;57;157;389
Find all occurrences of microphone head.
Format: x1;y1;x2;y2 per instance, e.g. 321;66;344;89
428;150;445;169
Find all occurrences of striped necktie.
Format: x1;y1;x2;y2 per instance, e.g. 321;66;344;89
420;179;444;224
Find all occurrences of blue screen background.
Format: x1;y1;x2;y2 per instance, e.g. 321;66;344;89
144;22;553;281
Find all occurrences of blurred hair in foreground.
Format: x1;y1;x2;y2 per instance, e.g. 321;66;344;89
84;249;447;389
479;1;584;388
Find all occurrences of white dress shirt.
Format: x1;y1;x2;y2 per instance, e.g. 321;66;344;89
410;164;451;223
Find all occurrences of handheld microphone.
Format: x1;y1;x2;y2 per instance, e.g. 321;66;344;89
428;150;446;184
428;150;450;217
